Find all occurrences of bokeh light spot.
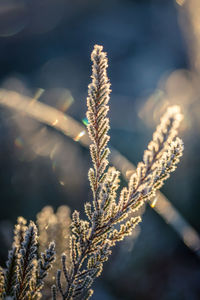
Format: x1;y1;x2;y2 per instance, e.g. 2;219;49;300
0;0;28;37
73;130;86;142
82;118;89;126
14;136;24;149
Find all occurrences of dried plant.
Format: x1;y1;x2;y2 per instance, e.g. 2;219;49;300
0;267;5;296
37;206;71;298
0;218;55;300
0;45;184;300
53;45;184;300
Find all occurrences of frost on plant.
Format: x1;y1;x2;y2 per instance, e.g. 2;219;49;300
1;218;56;300
37;206;71;297
54;45;184;300
0;45;183;300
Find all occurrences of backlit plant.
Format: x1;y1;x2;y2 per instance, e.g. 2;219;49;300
0;45;183;300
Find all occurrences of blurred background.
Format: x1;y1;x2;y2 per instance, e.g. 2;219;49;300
0;0;200;299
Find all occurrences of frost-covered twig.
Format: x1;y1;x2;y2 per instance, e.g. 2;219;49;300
55;45;184;300
1;219;56;300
